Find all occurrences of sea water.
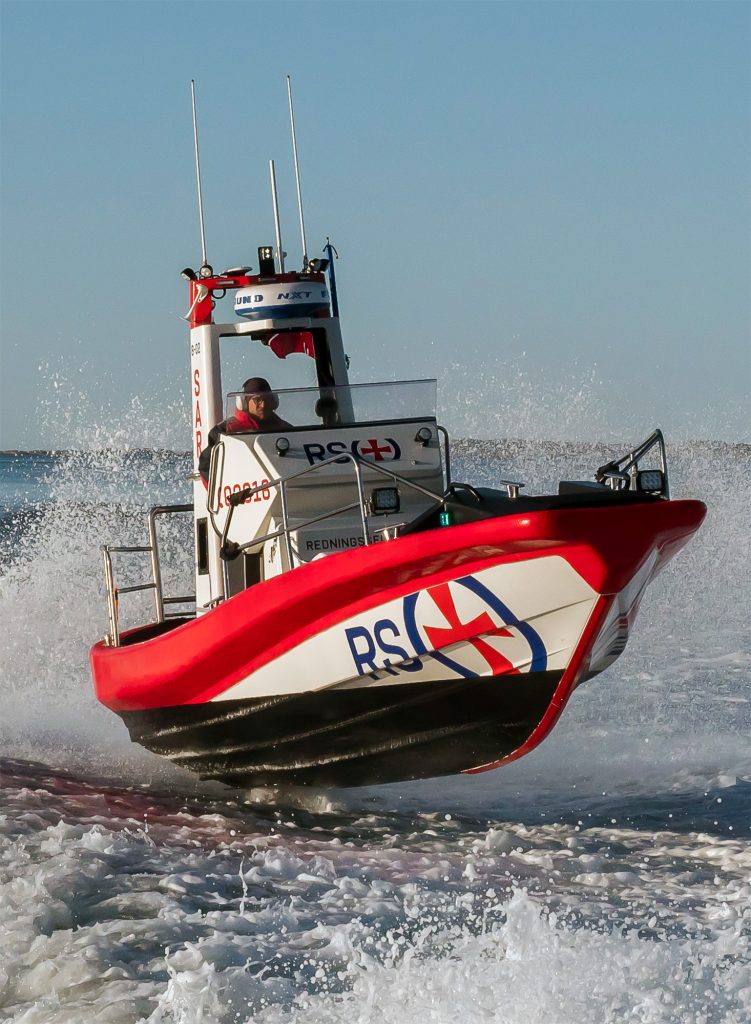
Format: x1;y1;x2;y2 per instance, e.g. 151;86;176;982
0;437;749;1023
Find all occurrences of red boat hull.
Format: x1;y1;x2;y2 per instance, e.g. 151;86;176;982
91;499;705;787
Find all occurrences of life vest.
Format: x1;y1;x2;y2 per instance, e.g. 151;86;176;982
226;409;263;432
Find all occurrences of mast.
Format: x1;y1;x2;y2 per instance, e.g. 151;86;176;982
287;75;309;269
190;80;210;273
269;159;285;273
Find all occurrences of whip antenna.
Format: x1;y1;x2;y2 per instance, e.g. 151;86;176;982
286;75;308;268
269;159;285;272
190;80;209;270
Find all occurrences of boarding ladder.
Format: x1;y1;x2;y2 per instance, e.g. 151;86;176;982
102;504;195;647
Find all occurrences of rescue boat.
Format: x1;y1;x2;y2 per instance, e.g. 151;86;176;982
89;82;705;789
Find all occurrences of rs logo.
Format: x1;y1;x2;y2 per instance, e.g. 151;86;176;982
304;438;402;465
345;575;547;679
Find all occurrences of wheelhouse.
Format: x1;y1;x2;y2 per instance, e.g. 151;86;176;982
185;261;448;615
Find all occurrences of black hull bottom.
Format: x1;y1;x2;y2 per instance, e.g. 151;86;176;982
119;672;564;788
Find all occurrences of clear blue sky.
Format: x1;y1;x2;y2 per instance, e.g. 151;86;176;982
1;0;749;448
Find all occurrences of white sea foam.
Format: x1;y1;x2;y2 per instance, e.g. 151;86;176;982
1;759;748;1023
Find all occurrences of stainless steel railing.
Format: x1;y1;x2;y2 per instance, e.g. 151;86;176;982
102;427;455;645
102;503;194;647
595;428;670;498
214;449;446;568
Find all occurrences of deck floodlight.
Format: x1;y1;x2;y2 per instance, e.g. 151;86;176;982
258;246;276;275
307;258;329;274
415;427;432;446
198;263;214;279
372;487;400;515
637;469;665;494
181;267;197;281
275;437;290;457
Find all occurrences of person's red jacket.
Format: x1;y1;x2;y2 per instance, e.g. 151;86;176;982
198;408;292;482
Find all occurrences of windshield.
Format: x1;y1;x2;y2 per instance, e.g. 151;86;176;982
224;380;437;431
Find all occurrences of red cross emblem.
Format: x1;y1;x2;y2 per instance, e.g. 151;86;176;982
359;438;394;461
422;582;519;675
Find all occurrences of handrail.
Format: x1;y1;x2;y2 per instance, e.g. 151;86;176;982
595;429;669;498
223;498;364;562
437;424;451;489
148;504;193;622
102;503;194;647
207;441;225;516
216;451;444;564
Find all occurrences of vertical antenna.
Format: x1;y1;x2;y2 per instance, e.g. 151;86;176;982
325;239;340;318
269;159;285;273
191;80;208;269
287;75;308;268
